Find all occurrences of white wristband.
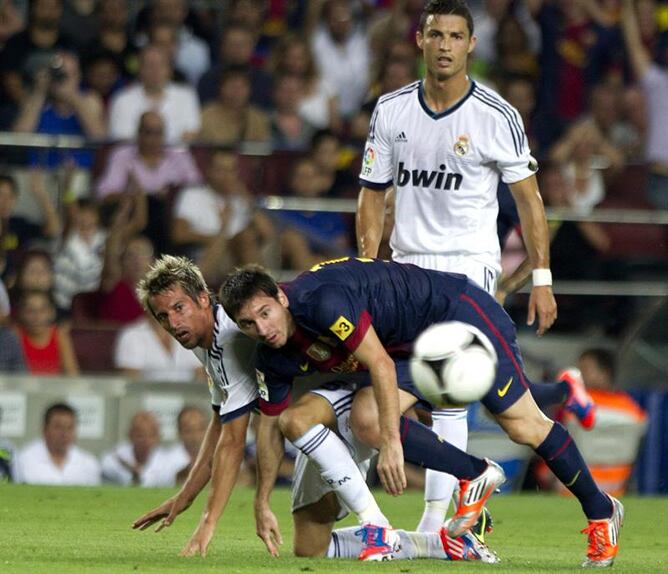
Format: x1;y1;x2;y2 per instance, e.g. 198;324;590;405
532;268;552;287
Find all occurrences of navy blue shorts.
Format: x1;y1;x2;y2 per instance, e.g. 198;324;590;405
451;283;530;414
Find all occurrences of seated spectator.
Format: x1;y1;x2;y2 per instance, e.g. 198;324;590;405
101;411;187;487
0;277;9;321
169;406;207;484
268;33;340;132
0;324;26;372
172;148;271;284
145;21;189;85
549;120;624;214
15;403;101;485
274;158;351;270
0;172;61;281
536;349;648;497
80;48;125;110
309;128;357;198
98;234;153;325
96;111;201;201
197;23;273;108
270;73;314;151
12;50;106;170
53;199;106;312
114;315;204;382
198;65;271;146
108;44;200;144
14;289;79;375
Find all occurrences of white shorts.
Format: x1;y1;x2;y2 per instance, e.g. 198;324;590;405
393;253;499;295
290;382;375;516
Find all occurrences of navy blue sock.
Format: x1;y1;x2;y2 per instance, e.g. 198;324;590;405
535;422;612;519
399;416;487;479
528;380;569;411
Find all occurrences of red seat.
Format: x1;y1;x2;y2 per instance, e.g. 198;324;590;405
70;326;119;374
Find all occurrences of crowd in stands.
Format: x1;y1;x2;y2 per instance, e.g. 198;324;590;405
0;0;667;374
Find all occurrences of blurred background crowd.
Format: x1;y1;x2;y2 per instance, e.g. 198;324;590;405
0;0;666;493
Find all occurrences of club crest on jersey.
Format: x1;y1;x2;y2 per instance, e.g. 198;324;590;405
306;341;332;361
361;146;375;175
330;316;355;341
454;135;470;156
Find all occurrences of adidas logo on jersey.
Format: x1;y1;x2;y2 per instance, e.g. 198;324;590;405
394;131;408;143
397;162;463;190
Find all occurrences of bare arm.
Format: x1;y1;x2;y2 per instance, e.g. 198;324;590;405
132;412;222;531
180;411;251;558
254;413;285;557
352;325;405;495
356;186;389;257
28;169;62;239
69;92;107;140
171;218;214;246
621;0;651;79
509;175;557;335
57;325;79;376
12;70;49;133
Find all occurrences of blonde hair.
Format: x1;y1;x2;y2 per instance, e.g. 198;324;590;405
136;255;212;315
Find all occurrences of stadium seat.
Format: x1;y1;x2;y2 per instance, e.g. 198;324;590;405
70;325;120;374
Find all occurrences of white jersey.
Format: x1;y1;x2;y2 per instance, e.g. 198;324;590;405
192;304;259;421
360;80;537;275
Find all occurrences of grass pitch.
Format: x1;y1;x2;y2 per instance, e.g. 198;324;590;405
0;484;666;573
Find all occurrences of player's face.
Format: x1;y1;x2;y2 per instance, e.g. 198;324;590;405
416;14;475;82
150;285;212;349
235;290;293;348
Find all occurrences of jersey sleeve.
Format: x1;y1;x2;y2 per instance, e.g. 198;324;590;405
488;105;538;185
255;346;293;416
301;285;372;353
359;101;394;190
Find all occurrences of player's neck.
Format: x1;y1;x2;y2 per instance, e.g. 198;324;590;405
422;73;471;113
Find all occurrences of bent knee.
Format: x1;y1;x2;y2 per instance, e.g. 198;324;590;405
278;407;312;441
503;416;553;448
350;409;380;448
294;542;327;558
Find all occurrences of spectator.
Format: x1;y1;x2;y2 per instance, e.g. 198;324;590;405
60;0;97;52
198;65;271;146
98;233;153;325
0;172;61;280
270;73;313;151
307;0;370;119
0;276;9;320
114;315;204;382
492;12;539;83
145;0;210;86
7;249;57;312
14;289;79;375
268;33;340;132
53;198;106;312
15;403;101;485
108;44;200;144
172;148;272;284
145;21;189;84
12;50;106;170
0;0;71;128
549;117;625;214
500;75;541;157
197;23;272;108
80;0;138;83
0;1;23;48
96;111;201;201
274;157;351;270
309;129;357;198
621;0;668;209
80;48;124;109
170;406;207;484
101;411;187;486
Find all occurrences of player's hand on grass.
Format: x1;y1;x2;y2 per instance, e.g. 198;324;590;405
255;505;282;557
180;519;216;558
132;494;191;532
527;285;557;336
377;438;406;496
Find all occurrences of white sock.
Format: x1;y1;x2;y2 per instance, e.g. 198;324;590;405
292;424;389;526
418;408;468;532
327;527;446;559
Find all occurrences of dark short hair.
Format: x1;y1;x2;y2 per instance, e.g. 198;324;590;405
419;0;474;37
0;174;18;195
219;264;279;321
43;402;76;427
579;348;616;381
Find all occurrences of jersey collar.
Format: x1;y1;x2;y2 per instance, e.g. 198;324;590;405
417;79;475;120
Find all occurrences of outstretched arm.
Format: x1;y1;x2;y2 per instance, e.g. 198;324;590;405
509;175;557;335
254;413;285;557
621;0;652;80
132;412;221;532
180;411;252;557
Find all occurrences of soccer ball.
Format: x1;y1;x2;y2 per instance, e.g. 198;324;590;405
410;321;498;407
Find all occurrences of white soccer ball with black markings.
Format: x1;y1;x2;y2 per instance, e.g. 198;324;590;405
410;321;498;407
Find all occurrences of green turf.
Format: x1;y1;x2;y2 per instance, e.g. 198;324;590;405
0;484;666;573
